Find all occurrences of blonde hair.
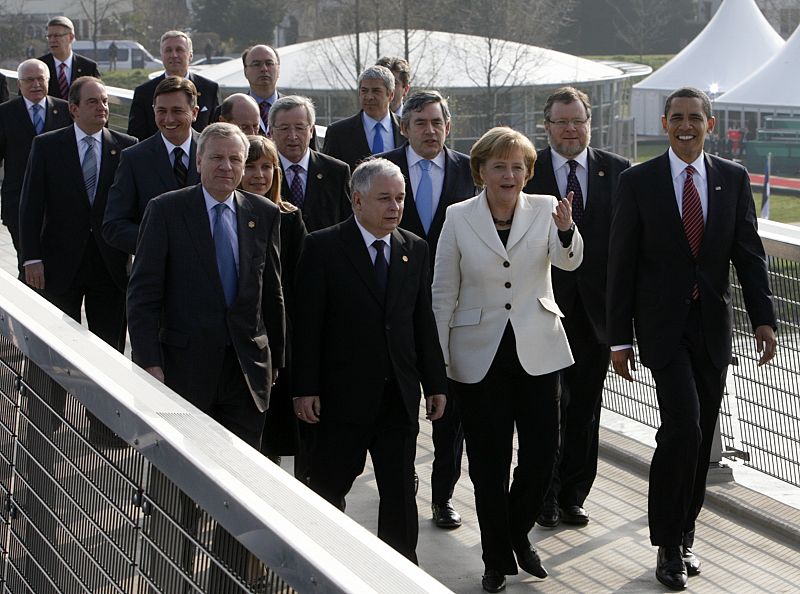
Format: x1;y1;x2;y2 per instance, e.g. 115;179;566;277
470;127;537;187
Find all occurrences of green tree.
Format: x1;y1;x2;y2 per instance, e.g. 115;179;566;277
193;0;288;48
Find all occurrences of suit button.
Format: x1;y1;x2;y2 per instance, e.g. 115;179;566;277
503;261;510;268
385;324;391;330
505;303;511;310
505;282;511;288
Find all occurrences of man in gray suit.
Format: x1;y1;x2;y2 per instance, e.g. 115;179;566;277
103;76;201;255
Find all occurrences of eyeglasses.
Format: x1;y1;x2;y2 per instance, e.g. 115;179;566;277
246;60;278;69
272;124;311;134
45;33;71;40
19;76;47;85
546;118;589;128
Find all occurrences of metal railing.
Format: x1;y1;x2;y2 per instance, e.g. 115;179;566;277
0;271;451;594
602;219;800;488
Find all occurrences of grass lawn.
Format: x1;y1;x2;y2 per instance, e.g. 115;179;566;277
759;192;800;224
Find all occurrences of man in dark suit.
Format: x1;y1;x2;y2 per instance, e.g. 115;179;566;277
269;95;351;232
378;90;475;530
127;122;285;447
293;158;447;563
0;59;71;265
127;30;220;141
103;76;201;255
375;56;411;116
0;72;8;103
525;87;631;530
39;16;101;101
19;77;136;351
608;87;777;591
322;65;403;171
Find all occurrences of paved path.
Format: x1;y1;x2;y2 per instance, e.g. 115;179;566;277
1;223;798;593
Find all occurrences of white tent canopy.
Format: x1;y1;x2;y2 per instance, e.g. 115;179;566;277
715;21;800;110
199;29;627;92
631;0;783;135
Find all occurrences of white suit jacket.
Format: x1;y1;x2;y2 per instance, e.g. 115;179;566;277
432;191;584;383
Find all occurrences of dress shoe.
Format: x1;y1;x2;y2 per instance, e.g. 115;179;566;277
481;569;506;593
414;471;419;495
560;504;589;526
656;546;688;590
682;545;701;576
536;501;560;528
431;500;462;528
513;543;548;579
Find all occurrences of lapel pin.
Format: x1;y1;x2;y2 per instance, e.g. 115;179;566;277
598;171;605;177
53;109;58;114
110;149;117;155
715;186;722;191
402;255;409;262
316;173;323;179
248;221;256;228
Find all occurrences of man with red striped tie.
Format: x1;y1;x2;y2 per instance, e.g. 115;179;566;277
607;86;778;591
38;16;100;101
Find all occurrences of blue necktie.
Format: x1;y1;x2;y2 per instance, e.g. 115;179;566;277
416;159;434;233
372;122;384;154
32;104;44;134
213;203;238;307
82;137;97;204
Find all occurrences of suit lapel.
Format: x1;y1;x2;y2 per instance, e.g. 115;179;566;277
188;131;201;184
430;147;458;232
184;186;226;302
386;230;409;314
505;195;540;252
234;191;258;301
701;154;724;259
96;128;120;206
464;191;507;258
396;150;426;236
655;152;695;258
44;98;66;133
584;148;610;220
340;217;385;306
533;148;560;196
151;135;179;190
14;99;36;136
390;113;404;148
59;126;90;205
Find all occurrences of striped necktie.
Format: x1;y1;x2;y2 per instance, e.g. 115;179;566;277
82;137;97;203
58;62;69;100
682;165;704;299
32;104;44;134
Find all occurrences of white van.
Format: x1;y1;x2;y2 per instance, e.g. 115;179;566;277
72;40;162;71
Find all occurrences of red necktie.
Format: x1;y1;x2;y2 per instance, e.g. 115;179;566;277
58;62;69;100
682;165;704;299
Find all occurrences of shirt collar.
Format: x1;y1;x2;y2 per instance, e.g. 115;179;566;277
406;145;446;170
279;148;311;170
362;110;392;132
161;133;193;158
54;54;73;70
250;90;278;105
74;123;103;145
668;147;706;183
354;215;391;246
202;187;237;212
551;147;588;172
23;96;48;110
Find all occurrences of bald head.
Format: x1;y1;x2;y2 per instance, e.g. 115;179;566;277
219;93;261;136
242;44;281;98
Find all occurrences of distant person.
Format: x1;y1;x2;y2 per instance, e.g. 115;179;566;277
293;158;447;564
378;90;476;530
104;76;201;255
205;41;214;61
0;59;71;271
607;87;777;591
269;95;351;232
322;65;403;171
376;56;411;116
127;30;220;140
108;41;118;71
524;87;630;531
218;93;261;135
19;76;136;351
26;45;36;59
0;73;8;104
38;16;101;100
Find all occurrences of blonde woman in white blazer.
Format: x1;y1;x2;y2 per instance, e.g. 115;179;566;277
432;127;583;593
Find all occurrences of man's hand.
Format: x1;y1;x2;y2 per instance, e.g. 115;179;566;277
611;348;636;382
426;394;446;421
754;325;777;366
294;396;321;424
24;262;45;290
145;366;165;383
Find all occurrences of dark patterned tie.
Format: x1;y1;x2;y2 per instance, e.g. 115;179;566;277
682;165;704;299
566;159;584;226
373;239;388;292
259;101;271;131
58;62;69;100
289;164;305;208
173;147;188;187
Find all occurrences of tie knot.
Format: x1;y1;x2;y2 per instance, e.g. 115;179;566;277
568;159;578;173
32;104;42;114
214;202;227;216
173;147;184;159
290;164;304;174
374;122;384;132
59;62;66;71
372;239;385;254
685;165;696;177
84;136;94;147
419;159;432;172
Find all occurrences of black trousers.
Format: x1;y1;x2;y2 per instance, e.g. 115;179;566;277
453;325;560;574
430;390;464;504
546;293;609;508
648;302;727;546
309;380;420;563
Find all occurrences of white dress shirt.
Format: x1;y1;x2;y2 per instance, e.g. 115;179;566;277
668;147;708;223
23;96;48;127
279;149;311;194
162;134;192;169
362;111;395;153
551;147;589;204
203;188;240;271
355;216;391;264
54;54;73;83
406;146;446;215
74;124;103;183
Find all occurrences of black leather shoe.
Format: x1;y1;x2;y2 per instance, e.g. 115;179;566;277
536;501;560;528
560;504;589;526
681;531;701;575
414;471;419;495
656;546;688;590
514;543;548;579
481;569;506;593
432;500;462;528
